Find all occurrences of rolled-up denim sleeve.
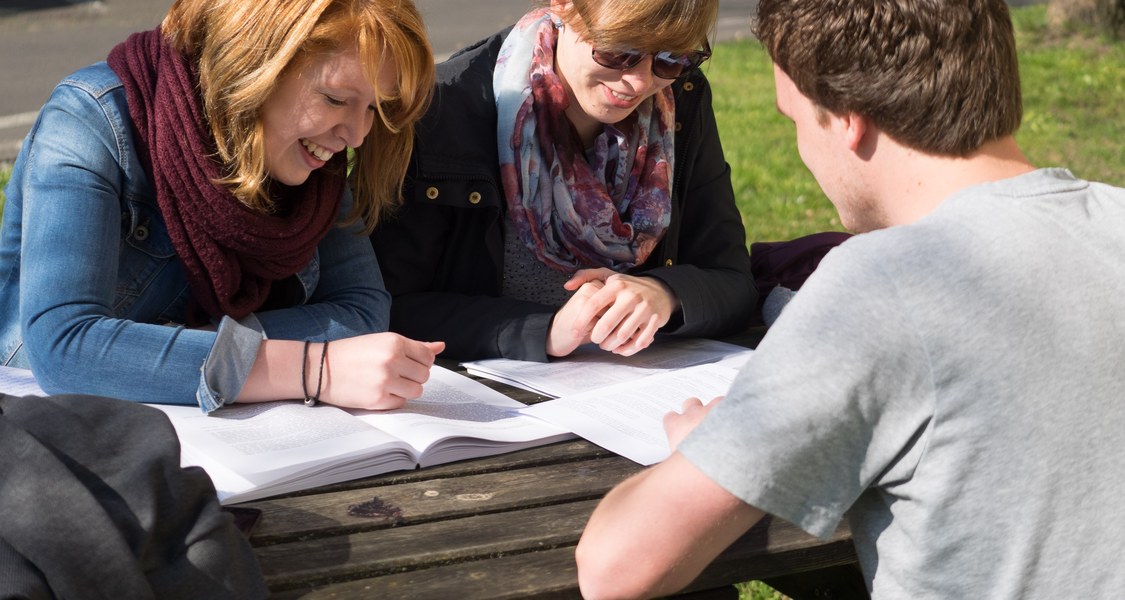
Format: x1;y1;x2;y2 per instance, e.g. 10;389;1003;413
196;316;265;414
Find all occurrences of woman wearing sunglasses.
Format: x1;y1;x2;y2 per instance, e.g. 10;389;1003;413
370;0;757;361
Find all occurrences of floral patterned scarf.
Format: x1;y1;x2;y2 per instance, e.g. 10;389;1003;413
494;9;674;272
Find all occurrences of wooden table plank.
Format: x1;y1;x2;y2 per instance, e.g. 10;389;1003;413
690;517;856;588
244;455;642;544
268;546;583;600
257;499;599;591
262;510;855;599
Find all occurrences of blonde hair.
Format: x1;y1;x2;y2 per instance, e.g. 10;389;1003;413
162;0;435;232
551;0;717;54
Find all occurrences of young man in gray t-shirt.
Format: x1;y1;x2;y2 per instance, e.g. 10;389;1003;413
574;1;1125;598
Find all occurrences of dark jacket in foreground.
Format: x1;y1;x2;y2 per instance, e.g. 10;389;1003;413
0;393;267;599
371;29;757;361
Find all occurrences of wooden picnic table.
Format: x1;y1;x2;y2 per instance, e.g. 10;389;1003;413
236;331;866;599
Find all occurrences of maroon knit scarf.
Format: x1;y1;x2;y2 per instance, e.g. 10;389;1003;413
107;28;345;322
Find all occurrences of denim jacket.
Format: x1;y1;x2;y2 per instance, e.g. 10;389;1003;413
0;62;390;411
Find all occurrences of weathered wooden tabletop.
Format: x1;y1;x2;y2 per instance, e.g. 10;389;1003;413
238;333;861;599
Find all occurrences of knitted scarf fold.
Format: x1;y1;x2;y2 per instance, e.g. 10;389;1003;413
108;28;345;321
494;9;674;272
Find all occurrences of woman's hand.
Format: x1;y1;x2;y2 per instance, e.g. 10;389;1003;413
319;333;445;410
239;334;445;410
547;279;605;357
553;268;680;357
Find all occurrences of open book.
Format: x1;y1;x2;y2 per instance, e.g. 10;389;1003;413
1;365;572;504
151;365;573;504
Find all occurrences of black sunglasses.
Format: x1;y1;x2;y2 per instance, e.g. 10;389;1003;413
590;40;712;80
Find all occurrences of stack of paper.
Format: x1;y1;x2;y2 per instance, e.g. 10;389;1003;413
464;338;754;465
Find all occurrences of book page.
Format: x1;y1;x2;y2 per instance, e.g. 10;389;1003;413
348;365;573;466
522;362;741;465
0;366;46;396
463;337;751;397
151;402;414;503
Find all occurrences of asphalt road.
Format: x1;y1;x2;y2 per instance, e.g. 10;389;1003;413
0;0;757;162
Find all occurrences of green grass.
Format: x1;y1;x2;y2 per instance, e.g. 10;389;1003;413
737;580;790;599
1011;6;1125;185
0;162;8;217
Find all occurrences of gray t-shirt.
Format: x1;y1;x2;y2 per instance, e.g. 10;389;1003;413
680;169;1125;598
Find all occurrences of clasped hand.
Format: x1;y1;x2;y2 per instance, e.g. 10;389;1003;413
546;268;680;358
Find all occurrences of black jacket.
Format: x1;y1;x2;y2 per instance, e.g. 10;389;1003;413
371;28;757;361
0;393;267;599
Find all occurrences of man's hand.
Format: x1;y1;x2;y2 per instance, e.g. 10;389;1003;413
664;396;723;451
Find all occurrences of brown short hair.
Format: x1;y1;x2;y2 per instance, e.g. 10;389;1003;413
550;0;717;54
755;0;1022;156
163;0;434;232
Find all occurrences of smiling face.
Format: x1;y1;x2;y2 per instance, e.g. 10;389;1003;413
552;13;675;145
260;47;398;186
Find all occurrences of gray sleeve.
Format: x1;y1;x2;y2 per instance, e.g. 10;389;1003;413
678;240;936;539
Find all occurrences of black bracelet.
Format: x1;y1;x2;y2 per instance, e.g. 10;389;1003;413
304;339;328;407
301;340;312;405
